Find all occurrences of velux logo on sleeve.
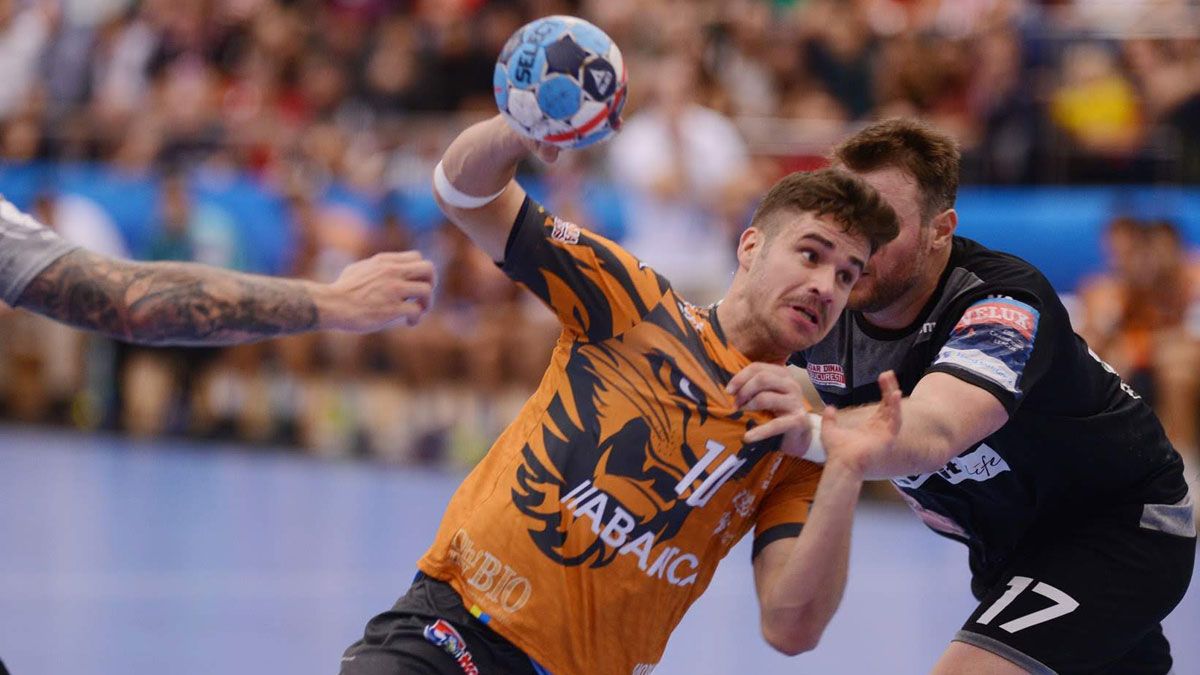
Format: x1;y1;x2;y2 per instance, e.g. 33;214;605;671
955;298;1038;339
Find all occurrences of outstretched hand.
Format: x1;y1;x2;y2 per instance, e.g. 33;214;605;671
320;251;436;332
820;370;902;476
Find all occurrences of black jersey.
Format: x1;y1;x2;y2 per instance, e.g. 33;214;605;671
793;236;1189;584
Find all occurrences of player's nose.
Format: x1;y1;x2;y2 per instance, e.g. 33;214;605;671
807;265;838;304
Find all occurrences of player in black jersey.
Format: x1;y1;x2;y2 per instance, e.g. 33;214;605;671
729;119;1195;674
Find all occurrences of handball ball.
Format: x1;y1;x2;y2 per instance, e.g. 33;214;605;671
494;15;627;149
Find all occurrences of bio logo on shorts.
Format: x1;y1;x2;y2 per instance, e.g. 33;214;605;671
423;619;480;675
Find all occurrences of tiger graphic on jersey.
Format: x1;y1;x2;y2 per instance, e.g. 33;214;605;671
512;319;779;569
417;199;820;675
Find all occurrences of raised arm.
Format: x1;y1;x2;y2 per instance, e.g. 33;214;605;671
433;115;558;261
15;248;435;347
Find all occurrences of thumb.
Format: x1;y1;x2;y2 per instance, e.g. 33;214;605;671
820;404;838;432
536;143;560;163
822;404;837;423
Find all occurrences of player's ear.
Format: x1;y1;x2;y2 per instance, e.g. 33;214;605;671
737;227;764;271
930;209;957;250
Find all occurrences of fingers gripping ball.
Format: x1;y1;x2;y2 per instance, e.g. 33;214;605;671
494;15;627;149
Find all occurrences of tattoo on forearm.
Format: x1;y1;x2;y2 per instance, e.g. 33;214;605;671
16;250;319;346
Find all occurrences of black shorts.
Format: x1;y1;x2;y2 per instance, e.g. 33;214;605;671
956;499;1196;674
340;573;542;675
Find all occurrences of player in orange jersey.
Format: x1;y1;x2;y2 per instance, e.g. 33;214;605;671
338;115;900;675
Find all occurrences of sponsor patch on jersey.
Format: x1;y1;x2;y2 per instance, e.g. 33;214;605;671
954;297;1038;339
892;443;1012;490
678;300;706;333
935;297;1039;395
447;529;533;613
550;216;581;244
806;362;846;389
423;618;480;675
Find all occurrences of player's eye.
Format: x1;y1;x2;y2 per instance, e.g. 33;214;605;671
798;248;817;264
838;269;857;286
651;355;708;410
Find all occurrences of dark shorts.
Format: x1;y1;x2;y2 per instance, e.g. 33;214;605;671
956;498;1196;674
340;573;542;675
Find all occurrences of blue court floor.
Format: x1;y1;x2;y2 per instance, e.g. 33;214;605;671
0;426;1196;675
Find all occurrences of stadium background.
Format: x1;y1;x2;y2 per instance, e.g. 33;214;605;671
0;0;1197;673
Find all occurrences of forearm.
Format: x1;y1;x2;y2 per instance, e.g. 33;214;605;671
434;116;536;261
760;460;863;654
16;249;324;346
835;373;1008;480
440;116;529;199
832;398;958;479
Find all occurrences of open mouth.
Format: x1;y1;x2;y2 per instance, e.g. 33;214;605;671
791;304;820;327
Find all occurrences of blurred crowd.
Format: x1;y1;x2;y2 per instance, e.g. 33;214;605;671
1078;216;1200;460
1;0;1199;466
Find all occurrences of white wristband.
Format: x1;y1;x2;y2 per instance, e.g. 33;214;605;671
805;412;826;464
432;161;506;209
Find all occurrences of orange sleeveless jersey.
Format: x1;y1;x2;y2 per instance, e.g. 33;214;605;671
417;198;820;675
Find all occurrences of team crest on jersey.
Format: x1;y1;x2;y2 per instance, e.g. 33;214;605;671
423;619;480;675
805;363;846;389
549;216;581;244
678;301;706;333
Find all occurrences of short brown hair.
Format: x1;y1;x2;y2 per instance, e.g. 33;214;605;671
750;167;899;253
832;118;960;222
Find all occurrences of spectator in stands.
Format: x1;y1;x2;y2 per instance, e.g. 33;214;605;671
0;0;56;117
0;192;79;423
2;0;1198;464
1124;37;1200;181
1050;42;1145;178
123;172;218;437
1080;217;1200;494
609;54;750;304
799;0;876;120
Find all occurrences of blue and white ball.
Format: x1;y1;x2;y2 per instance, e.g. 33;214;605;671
494;16;627;149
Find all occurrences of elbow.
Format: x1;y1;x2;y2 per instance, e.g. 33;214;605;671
761;614;824;656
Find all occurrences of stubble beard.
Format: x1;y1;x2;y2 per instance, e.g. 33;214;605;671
849;254;926;315
849;273;909;314
746;296;804;360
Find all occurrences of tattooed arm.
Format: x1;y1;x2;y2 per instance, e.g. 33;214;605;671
14;248;435;346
